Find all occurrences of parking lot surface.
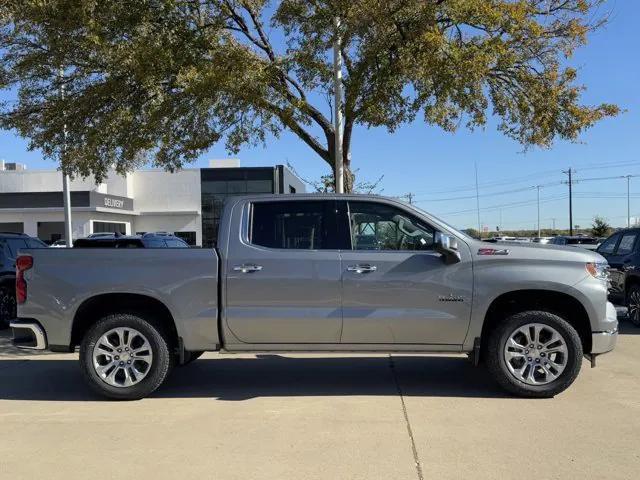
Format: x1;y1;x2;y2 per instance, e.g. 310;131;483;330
1;316;639;480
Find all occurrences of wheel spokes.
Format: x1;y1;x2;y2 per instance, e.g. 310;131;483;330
93;327;153;388
504;322;568;386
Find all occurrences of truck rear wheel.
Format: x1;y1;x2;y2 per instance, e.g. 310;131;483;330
486;311;583;398
79;313;172;400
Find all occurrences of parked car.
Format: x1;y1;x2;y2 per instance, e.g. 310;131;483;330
11;195;617;399
73;232;189;249
532;237;554;244
547;236;599;250
50;239;69;248
0;232;47;328
596;228;640;326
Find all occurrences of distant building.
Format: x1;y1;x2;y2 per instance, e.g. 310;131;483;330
0;161;305;246
0;160;27;172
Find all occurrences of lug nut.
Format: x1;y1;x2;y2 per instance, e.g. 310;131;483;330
529;344;534;348
537;345;542;349
125;347;129;352
119;361;124;366
525;350;529;354
540;352;546;357
536;359;540;363
527;357;532;361
114;356;119;360
117;349;122;353
127;360;131;364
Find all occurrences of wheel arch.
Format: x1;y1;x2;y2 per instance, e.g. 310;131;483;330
71;293;179;349
480;289;592;358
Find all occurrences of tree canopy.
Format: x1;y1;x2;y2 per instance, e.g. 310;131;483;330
0;0;619;187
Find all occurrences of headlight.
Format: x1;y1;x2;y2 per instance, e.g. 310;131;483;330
586;262;609;281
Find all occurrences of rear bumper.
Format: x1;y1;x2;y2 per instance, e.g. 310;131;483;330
9;319;47;350
590;302;618;355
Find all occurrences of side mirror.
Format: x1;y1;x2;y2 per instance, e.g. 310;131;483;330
434;232;461;264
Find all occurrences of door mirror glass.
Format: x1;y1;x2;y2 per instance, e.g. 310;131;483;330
434;232;461;264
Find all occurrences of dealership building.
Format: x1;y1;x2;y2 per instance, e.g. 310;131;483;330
0;159;305;246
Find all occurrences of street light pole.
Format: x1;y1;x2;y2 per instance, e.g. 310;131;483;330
627;175;631;228
537;185;541;238
59;67;73;247
563;168;574;236
332;16;344;194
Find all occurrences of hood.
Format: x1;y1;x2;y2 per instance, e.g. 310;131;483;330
471;240;606;263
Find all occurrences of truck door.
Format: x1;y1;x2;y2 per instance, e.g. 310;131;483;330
339;200;473;345
224;199;344;344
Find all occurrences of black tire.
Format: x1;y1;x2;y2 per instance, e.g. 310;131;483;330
626;284;640;327
0;283;16;330
179;350;204;366
79;313;173;400
486;310;583;398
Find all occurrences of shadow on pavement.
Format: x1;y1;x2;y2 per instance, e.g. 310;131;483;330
0;354;508;402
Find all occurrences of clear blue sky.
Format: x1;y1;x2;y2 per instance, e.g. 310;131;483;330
1;1;639;232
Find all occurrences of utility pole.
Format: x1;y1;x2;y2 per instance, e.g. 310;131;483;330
475;163;481;238
59;67;73;247
536;185;541;238
405;193;414;204
563;168;574;236
628;176;631;228
332;16;344;194
551;218;556;231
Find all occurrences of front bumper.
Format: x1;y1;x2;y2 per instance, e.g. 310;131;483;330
9;319;47;350
590;302;618;355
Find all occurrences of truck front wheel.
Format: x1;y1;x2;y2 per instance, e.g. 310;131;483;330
486;311;583;398
79;313;172;400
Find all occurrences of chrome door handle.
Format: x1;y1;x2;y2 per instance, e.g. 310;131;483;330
233;264;263;273
347;264;377;274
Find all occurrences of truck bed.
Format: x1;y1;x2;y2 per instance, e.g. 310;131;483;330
18;248;220;351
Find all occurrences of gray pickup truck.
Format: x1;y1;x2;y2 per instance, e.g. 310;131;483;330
11;194;617;399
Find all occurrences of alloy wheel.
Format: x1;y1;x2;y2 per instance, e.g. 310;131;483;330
92;327;153;387
628;290;640;325
503;323;568;385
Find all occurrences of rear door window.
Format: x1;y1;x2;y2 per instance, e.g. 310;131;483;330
616;233;637;255
250;200;339;250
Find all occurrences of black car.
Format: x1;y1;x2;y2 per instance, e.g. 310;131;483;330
73;232;190;249
0;232;48;328
596;228;640;326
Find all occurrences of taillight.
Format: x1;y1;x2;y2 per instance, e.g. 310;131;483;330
16;255;33;304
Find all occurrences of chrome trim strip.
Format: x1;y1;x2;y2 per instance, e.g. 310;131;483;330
9;321;47;350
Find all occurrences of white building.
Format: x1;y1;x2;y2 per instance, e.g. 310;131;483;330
0;160;305;246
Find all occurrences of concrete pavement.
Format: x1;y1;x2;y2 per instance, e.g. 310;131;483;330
1;320;639;480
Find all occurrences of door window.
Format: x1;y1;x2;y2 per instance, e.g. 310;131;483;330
597;235;619;255
616;233;637;255
348;201;434;251
250;200;336;250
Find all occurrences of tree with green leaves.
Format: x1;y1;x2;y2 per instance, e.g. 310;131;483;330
0;0;619;189
591;216;612;238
